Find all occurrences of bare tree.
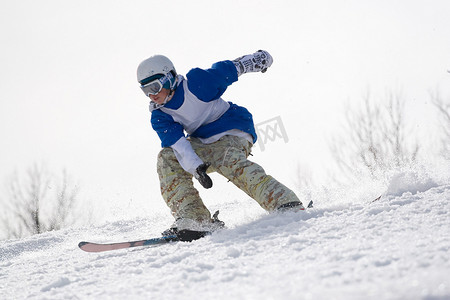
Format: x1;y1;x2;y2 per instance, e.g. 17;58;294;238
1;163;81;239
430;90;450;159
330;90;420;183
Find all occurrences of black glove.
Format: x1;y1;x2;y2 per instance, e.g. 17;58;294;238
194;162;213;189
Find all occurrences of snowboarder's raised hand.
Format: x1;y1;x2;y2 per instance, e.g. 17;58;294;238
233;50;273;77
194;162;213;189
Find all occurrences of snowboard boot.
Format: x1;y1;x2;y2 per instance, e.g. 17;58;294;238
277;201;305;212
162;210;225;242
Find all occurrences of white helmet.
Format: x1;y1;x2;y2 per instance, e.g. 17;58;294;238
137;55;177;84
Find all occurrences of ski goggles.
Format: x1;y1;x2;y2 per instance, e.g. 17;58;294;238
140;73;174;97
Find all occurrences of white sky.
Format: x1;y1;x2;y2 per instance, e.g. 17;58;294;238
1;0;449;221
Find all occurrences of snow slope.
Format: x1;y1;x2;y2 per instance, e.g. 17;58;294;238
1;178;449;299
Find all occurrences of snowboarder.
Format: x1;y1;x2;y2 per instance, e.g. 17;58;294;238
137;50;304;241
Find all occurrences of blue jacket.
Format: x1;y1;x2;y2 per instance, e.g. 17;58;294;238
150;60;257;148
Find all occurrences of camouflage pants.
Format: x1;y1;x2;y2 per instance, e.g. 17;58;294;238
157;135;300;222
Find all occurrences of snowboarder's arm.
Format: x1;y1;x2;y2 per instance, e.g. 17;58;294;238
151;111;212;188
170;137;203;174
185;50;272;102
171;138;212;188
186;60;238;102
151;110;185;147
151;111;201;173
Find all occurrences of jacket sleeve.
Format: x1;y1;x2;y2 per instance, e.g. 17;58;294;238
151;110;184;147
171;137;203;174
186;60;238;102
151;110;203;174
